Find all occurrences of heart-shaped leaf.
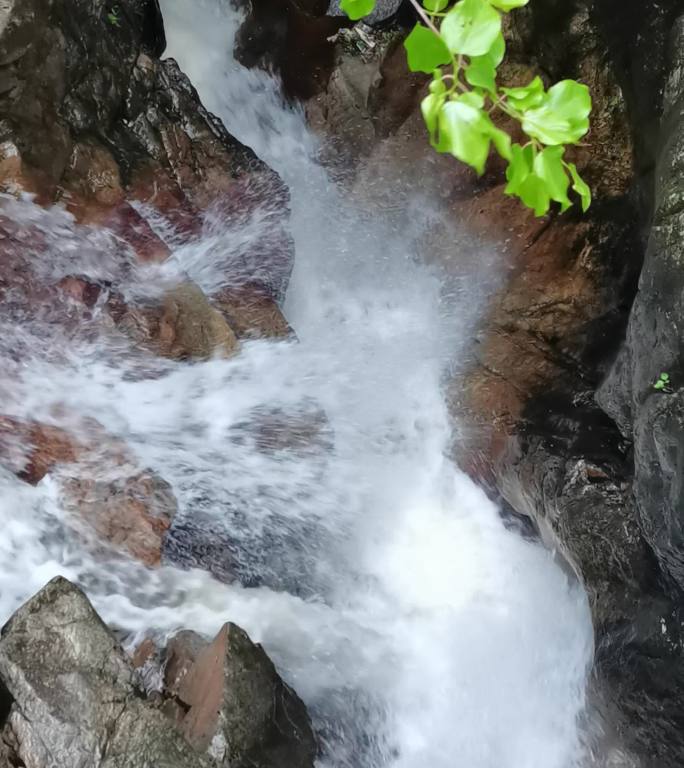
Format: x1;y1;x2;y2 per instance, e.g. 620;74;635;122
404;24;452;73
441;0;502;56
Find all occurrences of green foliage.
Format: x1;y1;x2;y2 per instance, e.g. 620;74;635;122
654;373;671;392
340;0;376;21
441;0;501;56
404;25;451;72
107;7;121;26
340;0;593;216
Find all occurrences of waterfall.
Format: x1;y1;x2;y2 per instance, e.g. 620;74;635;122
0;1;594;766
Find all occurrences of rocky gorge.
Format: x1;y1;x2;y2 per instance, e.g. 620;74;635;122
0;0;683;766
253;0;684;764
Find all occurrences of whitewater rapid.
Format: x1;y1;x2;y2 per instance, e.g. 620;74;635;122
0;1;595;766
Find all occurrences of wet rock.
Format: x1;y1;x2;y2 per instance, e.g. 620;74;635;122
0;577;213;768
305;26;423;170
213;283;293;340
598;15;684;594
158;283;240;360
0;415;178;568
109;282;240;360
57;276;103;309
235;0;347;100
61;470;177;568
0;0;294;287
131;636;159;671
162;513;239;586
231;404;333;455
0;417;83;485
164;631;208;697
175;622;316;768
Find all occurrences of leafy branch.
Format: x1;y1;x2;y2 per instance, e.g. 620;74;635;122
339;0;592;216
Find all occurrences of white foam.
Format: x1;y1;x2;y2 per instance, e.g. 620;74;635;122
0;2;594;766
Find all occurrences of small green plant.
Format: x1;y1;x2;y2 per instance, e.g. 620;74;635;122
654;373;671;392
339;0;592;216
107;7;121;26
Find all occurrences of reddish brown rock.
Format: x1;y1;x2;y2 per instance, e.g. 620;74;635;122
163;631;208;698
0;0;294;293
57;276;103;308
175;623;316;768
61;142;124;208
81;202;172;263
0;417;83;485
131;637;159;671
213;283;293;340
61;470;177;568
0;415;177;568
108;282;240;361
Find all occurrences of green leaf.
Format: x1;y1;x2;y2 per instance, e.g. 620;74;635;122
566;162;592;211
487;121;512;160
487;0;529;10
458;90;485;109
404;24;452;73
424;0;448;11
441;0;502;56
505;145;551;215
465;57;496;91
501;76;545;111
661;373;671;382
517;174;551;216
421;92;447;146
522;79;592;145
654;380;666;390
505;143;533;194
340;0;376;20
465;34;504;92
429;71;447;95
437;99;492;173
534;146;571;211
485;31;506;65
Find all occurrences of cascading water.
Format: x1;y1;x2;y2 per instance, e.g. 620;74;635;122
0;1;595;766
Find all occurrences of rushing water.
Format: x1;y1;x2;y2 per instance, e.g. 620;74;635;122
0;1;595;766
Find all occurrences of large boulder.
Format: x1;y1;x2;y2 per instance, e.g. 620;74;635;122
235;0;348;100
0;0;294;298
0;577;213;768
597;15;684;594
0;580;318;768
172;623;316;768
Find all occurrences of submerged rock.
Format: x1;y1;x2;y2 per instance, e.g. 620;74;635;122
0;417;83;485
213;283;294;341
61;470;177;568
0;416;178;568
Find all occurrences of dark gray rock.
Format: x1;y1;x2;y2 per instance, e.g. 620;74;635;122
498;397;684;765
0;577;213;768
598;15;684;596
